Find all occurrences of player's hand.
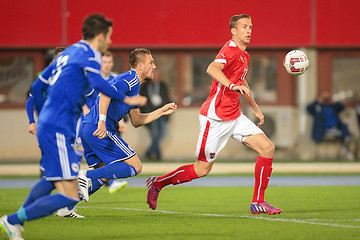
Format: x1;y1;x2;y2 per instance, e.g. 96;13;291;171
28;123;37;135
161;103;177;116
124;95;147;106
118;119;127;133
232;85;250;96
93;120;107;139
254;109;264;127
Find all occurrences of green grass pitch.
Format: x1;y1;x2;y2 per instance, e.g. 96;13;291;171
1;185;360;240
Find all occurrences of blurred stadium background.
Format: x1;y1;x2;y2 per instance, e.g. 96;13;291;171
0;0;360;164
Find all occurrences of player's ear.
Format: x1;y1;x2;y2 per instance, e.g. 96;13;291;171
231;28;237;36
137;62;143;71
97;32;105;42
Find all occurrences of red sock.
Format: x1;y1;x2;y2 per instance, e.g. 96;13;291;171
154;164;199;189
252;156;273;203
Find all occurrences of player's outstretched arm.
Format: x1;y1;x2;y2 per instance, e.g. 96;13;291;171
88;71;147;106
128;103;177;128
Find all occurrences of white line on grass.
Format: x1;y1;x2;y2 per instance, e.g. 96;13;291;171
78;206;360;229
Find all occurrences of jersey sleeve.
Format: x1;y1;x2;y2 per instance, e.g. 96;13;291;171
31;66;51;115
113;80;130;95
85;88;97;109
213;44;236;66
83;51;102;76
87;71;126;102
25;95;35;124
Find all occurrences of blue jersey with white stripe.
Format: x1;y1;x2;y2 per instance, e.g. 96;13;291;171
83;70;140;132
36;40;103;135
86;72;117;109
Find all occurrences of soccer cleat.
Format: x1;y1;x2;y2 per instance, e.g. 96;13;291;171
0;215;24;240
108;180;128;194
56;207;85;218
146;177;160;210
78;170;91;202
250;201;282;215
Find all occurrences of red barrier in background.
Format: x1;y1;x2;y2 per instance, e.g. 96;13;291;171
0;0;359;48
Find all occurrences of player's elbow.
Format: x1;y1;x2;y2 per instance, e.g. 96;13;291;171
206;62;221;76
132;122;142;128
131;118;145;128
206;64;213;75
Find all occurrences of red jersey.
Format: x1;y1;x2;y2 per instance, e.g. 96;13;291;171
200;40;250;121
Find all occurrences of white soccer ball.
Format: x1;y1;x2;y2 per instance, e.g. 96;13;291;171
283;50;309;75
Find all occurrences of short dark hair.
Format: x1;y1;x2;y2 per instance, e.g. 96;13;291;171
103;50;113;58
129;48;151;68
82;14;113;40
53;47;66;58
230;14;251;29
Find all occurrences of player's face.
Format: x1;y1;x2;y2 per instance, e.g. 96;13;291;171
101;55;114;75
232;18;252;46
99;27;113;54
142;54;157;80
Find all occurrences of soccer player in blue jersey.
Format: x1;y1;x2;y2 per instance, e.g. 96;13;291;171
0;14;146;240
76;48;177;204
99;51;129;193
57;51;121;218
26;47;66;136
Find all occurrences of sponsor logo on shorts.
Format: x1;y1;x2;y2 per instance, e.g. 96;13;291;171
210;153;216;159
71;163;80;173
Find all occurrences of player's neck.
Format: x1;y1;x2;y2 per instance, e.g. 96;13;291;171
232;37;247;51
132;68;145;83
101;72;110;79
86;39;101;52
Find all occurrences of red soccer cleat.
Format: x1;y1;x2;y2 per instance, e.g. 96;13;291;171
146;177;161;210
250;201;282;215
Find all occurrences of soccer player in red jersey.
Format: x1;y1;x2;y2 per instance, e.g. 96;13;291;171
146;14;282;215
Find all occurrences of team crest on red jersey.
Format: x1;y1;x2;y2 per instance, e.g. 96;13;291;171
209;153;216;159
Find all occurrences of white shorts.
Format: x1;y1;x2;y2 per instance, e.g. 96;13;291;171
195;113;263;162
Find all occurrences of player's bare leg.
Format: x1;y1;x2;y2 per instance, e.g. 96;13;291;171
55;179;80;200
244;133;282;214
194;160;213;177
79;155;142;202
146;160;210;210
123;155;142;174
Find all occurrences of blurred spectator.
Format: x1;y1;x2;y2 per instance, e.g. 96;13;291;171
140;70;171;160
307;91;354;160
356;100;360;129
356;99;360;158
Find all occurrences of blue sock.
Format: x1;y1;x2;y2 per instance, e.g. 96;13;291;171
22;178;55;208
8;193;79;225
89;178;106;196
108;179;115;185
86;162;137;180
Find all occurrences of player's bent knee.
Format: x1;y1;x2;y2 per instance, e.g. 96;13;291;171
260;141;275;157
194;165;212;177
131;163;142;175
